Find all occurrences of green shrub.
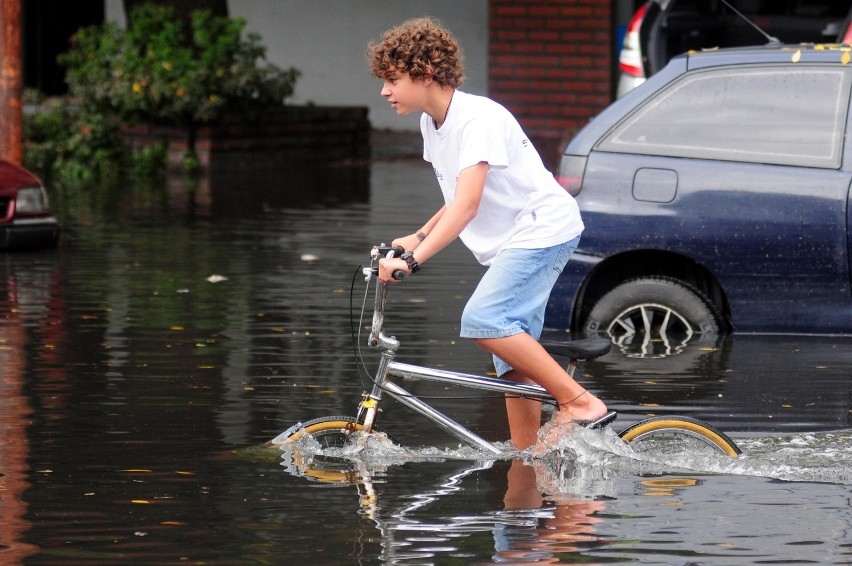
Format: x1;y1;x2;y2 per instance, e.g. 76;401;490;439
131;141;168;179
24;101;125;186
56;4;300;173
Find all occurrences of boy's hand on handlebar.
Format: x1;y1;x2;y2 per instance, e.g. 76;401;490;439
378;257;409;282
392;233;422;253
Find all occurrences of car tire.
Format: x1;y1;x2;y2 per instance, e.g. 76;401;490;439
583;277;721;355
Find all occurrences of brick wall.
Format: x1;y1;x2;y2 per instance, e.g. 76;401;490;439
121;106;370;173
489;0;613;170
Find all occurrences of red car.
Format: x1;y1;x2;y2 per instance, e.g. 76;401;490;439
0;159;60;250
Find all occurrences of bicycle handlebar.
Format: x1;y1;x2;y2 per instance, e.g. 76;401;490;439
370;244;407;281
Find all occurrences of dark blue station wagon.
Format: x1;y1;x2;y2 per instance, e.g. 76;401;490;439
546;44;852;351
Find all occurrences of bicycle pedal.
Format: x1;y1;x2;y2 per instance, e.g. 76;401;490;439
576;411;617;430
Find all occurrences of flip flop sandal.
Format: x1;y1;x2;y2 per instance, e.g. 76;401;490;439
572;411;618;429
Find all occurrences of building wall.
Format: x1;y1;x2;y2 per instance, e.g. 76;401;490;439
489;0;614;168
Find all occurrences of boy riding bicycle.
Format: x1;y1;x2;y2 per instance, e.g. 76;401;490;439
367;17;612;450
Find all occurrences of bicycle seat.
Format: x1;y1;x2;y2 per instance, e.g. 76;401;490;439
541;337;611;360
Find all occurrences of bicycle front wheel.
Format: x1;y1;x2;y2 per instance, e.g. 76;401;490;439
618;416;741;457
275;416;392;484
279;416;375;447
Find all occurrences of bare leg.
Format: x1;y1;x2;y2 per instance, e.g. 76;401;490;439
502;370;542;449
476;333;607;445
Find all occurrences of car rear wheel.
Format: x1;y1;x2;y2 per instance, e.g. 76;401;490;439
583;277;721;357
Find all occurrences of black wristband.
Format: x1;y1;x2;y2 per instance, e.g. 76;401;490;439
401;251;420;273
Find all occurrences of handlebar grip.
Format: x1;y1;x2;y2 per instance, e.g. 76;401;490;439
368;267;406;280
375;244;406;257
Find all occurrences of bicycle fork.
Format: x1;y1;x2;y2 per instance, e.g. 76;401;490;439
357;349;394;434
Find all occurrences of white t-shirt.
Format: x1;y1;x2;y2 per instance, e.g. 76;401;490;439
421;91;584;266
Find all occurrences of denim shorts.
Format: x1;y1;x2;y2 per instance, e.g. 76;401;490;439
460;236;580;376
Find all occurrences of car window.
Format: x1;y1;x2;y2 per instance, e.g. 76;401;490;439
736;0;851;18
599;65;851;168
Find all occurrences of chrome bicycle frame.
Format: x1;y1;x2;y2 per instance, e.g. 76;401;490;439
357;260;561;455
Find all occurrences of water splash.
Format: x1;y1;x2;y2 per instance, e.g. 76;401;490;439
720;431;852;484
279;426;852;487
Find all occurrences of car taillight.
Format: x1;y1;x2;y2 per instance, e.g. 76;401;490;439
556;155;587;197
619;3;649;78
843;24;852;46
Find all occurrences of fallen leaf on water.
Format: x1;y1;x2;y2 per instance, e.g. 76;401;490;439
132;500;151;504
791;49;802;63
207;275;228;283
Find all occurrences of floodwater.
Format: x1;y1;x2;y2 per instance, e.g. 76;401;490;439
3;137;852;563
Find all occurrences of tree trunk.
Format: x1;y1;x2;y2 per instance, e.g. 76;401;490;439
0;0;23;164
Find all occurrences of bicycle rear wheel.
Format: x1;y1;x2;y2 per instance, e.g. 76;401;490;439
618;416;741;457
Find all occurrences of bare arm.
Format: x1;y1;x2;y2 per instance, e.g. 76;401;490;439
379;162;487;281
392;206;447;252
412;162;486;263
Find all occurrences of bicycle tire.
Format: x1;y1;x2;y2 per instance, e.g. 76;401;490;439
278;415;394;447
275;416;383;485
618;415;741;457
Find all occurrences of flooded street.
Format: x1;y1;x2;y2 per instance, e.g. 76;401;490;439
2;139;852;563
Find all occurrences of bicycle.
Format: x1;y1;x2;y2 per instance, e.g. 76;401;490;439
270;245;742;458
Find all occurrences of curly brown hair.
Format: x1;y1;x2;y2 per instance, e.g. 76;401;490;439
367;17;464;88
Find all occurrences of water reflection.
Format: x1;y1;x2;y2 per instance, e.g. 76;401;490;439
580;332;852;433
496;459;606;561
182;160;370;218
276;428;852;563
0;254;45;563
278;442;615;564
